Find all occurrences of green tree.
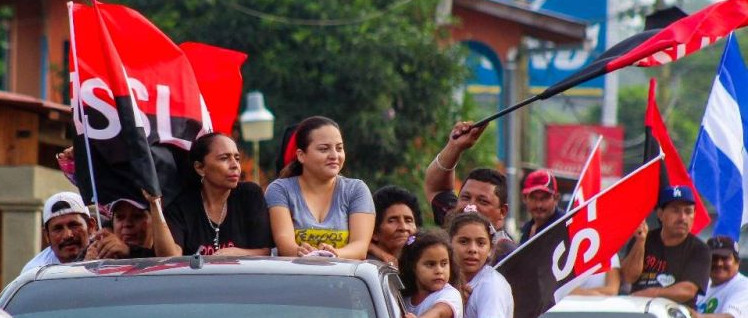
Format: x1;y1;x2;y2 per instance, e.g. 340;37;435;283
114;0;494;221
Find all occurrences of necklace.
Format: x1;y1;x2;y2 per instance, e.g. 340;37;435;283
201;193;228;251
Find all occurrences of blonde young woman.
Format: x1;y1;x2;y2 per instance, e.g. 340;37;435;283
265;116;375;259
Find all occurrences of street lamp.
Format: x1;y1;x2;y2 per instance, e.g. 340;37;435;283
240;91;275;183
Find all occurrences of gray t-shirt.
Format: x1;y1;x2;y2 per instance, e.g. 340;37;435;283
265;176;374;248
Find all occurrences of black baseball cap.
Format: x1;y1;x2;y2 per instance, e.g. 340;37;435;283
707;236;739;258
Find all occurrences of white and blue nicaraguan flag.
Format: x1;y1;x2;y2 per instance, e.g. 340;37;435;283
689;33;748;241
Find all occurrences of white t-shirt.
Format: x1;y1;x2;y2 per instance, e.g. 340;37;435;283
465;265;513;318
577;254;620;289
21;247;60;273
405;284;463;318
696;273;748;318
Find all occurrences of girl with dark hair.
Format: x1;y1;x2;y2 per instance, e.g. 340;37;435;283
399;229;463;318
448;213;513;318
265;116;375;259
158;132;273;256
368;185;422;266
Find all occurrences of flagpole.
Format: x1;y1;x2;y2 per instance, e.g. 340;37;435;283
451;95;540;139
68;2;102;230
564;135;603;213
82;115;103;229
495;149;664;269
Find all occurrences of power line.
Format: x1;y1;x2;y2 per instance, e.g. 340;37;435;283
224;0;414;27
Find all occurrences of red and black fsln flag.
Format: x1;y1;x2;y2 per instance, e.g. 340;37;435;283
538;0;748;100
69;2;245;207
643;78;710;233
70;1;161;205
498;155;662;318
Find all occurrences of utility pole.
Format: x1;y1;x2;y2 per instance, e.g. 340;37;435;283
505;47;522;237
602;0;621;127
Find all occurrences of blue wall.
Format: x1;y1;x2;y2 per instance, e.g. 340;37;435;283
528;0;607;97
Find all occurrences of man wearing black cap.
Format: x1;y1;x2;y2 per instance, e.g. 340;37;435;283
621;185;711;308
694;236;747;318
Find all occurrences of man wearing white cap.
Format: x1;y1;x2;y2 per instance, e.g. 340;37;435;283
21;192;95;272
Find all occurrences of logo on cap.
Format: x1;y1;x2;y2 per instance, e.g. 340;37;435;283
672;187;682;198
658;185;695;208
707;235;739;258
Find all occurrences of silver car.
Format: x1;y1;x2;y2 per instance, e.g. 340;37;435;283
541;295;692;318
1;256;406;318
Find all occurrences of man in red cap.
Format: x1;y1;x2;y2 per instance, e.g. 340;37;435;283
519;169;563;243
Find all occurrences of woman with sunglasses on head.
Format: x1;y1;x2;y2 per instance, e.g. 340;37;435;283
155;132;273;256
266;116;375;259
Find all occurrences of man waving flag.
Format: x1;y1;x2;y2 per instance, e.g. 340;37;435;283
689;33;748;241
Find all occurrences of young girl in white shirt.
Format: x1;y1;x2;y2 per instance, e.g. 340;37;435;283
399;230;464;318
449;212;514;318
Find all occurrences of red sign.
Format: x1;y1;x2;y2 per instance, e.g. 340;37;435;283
546;125;624;178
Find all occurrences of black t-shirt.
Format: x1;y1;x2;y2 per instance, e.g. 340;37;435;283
165;182;274;255
628;228;710;307
519;207;564;244
128;245;156;258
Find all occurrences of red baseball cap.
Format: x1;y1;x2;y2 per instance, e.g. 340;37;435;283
522;170;557;195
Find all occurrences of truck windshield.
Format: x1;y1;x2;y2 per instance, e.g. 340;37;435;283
6;274;376;318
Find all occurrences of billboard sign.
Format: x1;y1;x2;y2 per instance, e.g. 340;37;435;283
546;124;624;178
